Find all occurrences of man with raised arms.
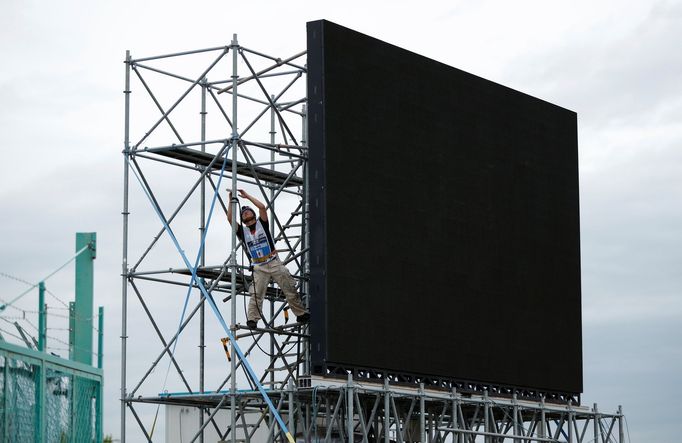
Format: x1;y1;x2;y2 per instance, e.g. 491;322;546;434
227;189;310;329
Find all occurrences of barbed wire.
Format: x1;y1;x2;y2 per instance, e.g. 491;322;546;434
0;271;33;286
45;288;70;309
0;310;101;359
0;326;29;343
0;242;90;311
1;271;69;311
47;334;100;357
23;317;39;333
0;304;99;329
0;307;102;375
0;264;103;361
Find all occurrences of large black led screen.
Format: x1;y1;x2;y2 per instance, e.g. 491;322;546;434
307;20;582;396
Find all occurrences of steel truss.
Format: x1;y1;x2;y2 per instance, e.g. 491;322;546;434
132;377;625;443
121;38;625;443
122;35;309;443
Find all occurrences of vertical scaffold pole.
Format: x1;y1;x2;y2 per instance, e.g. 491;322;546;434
593;403;600;443
618;405;624;443
269;94;276;443
347;374;354;443
453;389;462;443
384;379;390;443
539;397;546;440
229;33;239;443
269;92;276;378
483;390;490;443
419;383;425;443
121;48;132;443
199;76;208;443
288;379;295;435
512;393;519;442
567;400;574;443
266;94;274;441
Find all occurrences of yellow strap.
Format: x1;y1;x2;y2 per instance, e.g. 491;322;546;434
252;251;277;263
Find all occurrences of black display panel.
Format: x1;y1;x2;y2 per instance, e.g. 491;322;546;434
307;20;582;397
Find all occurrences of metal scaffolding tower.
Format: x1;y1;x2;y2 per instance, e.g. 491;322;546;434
121;37;625;442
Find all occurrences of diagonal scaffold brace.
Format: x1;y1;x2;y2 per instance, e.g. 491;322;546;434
130;151;296;443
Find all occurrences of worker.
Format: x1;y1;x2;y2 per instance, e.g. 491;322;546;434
227;189;310;329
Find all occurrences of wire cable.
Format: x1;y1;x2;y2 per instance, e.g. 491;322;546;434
0;271;33;286
0;327;29;343
45;288;70;309
0;243;92;312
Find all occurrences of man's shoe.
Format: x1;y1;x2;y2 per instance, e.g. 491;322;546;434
296;313;310;323
246;320;257;329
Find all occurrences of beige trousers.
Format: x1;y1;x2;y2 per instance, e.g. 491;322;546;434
247;257;307;322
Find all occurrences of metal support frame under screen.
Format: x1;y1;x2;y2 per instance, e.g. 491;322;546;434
120;35;625;443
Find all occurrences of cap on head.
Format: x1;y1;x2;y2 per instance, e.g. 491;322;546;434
241;206;256;221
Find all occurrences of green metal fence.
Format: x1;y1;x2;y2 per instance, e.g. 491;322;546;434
0;340;102;443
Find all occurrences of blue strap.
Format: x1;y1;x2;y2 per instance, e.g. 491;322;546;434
130;144;295;441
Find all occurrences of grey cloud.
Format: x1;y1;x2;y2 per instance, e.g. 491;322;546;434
502;1;682;127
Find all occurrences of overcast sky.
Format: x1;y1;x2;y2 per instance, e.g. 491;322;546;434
1;0;681;442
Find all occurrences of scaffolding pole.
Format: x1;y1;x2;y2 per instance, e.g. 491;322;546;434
229;33;239;443
121;48;131;443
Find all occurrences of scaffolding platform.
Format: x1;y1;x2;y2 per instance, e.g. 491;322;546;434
172;265;303;302
129;383;623;443
146;145;304;187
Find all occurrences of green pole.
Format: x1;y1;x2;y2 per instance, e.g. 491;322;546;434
74;232;96;442
69;302;75;360
97;307;104;442
97;307;103;369
37;282;47;442
38;282;46;352
35;359;45;443
74;232;96;365
3;358;8;442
